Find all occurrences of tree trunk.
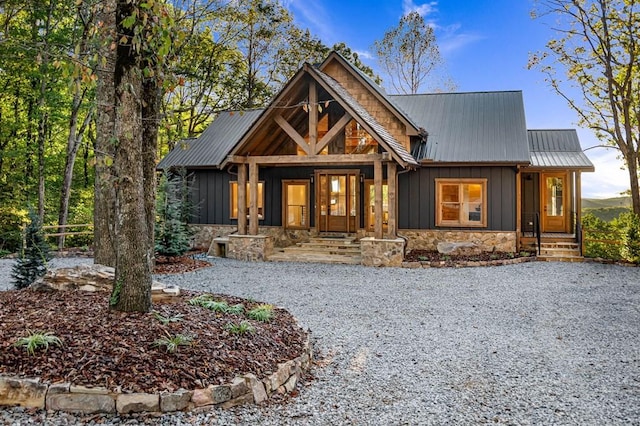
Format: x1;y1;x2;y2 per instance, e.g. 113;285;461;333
142;79;159;261
94;0;117;267
108;0;152;312
628;151;640;215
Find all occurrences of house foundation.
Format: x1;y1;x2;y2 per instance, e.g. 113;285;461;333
400;230;517;253
360;237;405;267
227;235;273;262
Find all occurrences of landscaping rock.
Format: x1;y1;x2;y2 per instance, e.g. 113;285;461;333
160;389;192;412
437;241;482;256
0;377;47;408
29;264;180;302
46;393;115;414
244;373;268;404
116;393;159;414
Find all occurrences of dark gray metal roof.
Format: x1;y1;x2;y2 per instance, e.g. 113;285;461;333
157;110;263;169
311;68;418;166
389;91;531;164
528;129;595;170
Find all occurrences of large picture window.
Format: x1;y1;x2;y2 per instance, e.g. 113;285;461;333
230;181;264;219
436;179;487;227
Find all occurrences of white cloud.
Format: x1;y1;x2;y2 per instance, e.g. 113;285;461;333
402;0;438;17
284;0;333;43
581;148;630;198
353;50;374;60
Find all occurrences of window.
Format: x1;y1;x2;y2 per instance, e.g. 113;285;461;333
436;179;487;227
364;180;388;231
283;180;309;229
230;181;264;219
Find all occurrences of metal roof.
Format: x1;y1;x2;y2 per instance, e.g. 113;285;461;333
157;109;263;170
389;91;531;164
528;129;595;170
310;68;418;166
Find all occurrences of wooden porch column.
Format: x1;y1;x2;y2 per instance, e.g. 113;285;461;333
386;162;397;238
237;163;247;235
576;171;582;226
516;168;522;251
308;80;317;154
249;159;259;235
374;159;383;239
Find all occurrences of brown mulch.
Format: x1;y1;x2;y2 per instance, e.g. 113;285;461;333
0;289;307;393
153;253;211;274
405;249;534;265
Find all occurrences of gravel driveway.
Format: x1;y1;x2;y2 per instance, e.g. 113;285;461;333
1;258;639;425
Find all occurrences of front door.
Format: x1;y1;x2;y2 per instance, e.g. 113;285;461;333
316;171;358;233
541;172;567;232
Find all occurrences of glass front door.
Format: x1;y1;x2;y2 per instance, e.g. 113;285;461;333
541;173;567;232
317;171;358;233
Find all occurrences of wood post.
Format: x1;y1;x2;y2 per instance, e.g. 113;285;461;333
237;163;247;235
249;159;259;235
308;80;317;155
386;162;397;238
576;171;582;227
374;159;383;239
516;168;522;252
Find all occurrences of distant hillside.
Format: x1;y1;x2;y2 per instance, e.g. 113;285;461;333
582;197;631;222
582;196;631;209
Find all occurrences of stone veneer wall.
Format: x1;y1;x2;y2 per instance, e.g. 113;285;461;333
360;237;405;267
400;230;517;253
0;338;312;415
227;235;273;261
189;225;312;251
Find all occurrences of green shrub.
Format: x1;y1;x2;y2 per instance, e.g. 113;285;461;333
247;304;274;322
225;321;255;335
227;303;245;315
14;330;63;355
12;209;52;289
152;311;184;325
155;172;191;257
619;213;640;263
152;332;193;353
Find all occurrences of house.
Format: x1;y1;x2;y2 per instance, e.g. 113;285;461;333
158;52;594;266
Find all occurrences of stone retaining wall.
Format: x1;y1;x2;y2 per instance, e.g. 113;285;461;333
361;237;405;267
400;230;517;253
190;225;313;250
227;235;273;261
400;256;536;269
0;337;312;415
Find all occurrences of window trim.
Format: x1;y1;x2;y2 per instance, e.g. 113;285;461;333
230;181;264;220
435;178;487;227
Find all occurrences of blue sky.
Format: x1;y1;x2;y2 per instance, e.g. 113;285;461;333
284;0;630;199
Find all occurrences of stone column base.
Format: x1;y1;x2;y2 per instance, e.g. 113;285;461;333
361;237;405;267
227;235;273;261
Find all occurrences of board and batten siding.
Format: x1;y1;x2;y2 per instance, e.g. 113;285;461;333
398;166;517;231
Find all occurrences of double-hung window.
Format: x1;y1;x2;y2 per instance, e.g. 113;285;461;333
435;178;487;227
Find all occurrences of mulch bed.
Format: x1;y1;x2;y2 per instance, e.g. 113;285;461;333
0;288;308;393
405;249;535;265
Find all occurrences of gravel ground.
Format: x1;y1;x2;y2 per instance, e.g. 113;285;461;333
1;257;639;425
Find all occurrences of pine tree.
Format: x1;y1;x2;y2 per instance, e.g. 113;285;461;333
155;172;191;257
12;209;51;289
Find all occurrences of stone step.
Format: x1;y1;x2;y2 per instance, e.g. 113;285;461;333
539;247;581;257
269;251;361;265
537;255;584;262
306;238;358;246
284;246;361;255
540;242;579;250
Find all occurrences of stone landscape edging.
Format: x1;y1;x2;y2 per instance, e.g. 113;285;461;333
0;336;312;415
400;255;537;268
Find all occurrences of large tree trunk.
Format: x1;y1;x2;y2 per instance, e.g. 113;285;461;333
94;0;117;267
108;0;152;312
142;79;159;260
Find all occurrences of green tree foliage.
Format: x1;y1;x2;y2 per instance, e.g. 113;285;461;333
372;11;449;94
530;0;640;215
582;211;640;263
155;172;191;257
12;209;51;289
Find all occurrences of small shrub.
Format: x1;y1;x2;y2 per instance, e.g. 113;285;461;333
153;311;184;325
152;332;193;353
247;304;274;322
226;321;255;335
12;209;51;289
14;330;62;356
188;294;213;306
620;213;640;263
202;300;229;313
227;303;245;315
